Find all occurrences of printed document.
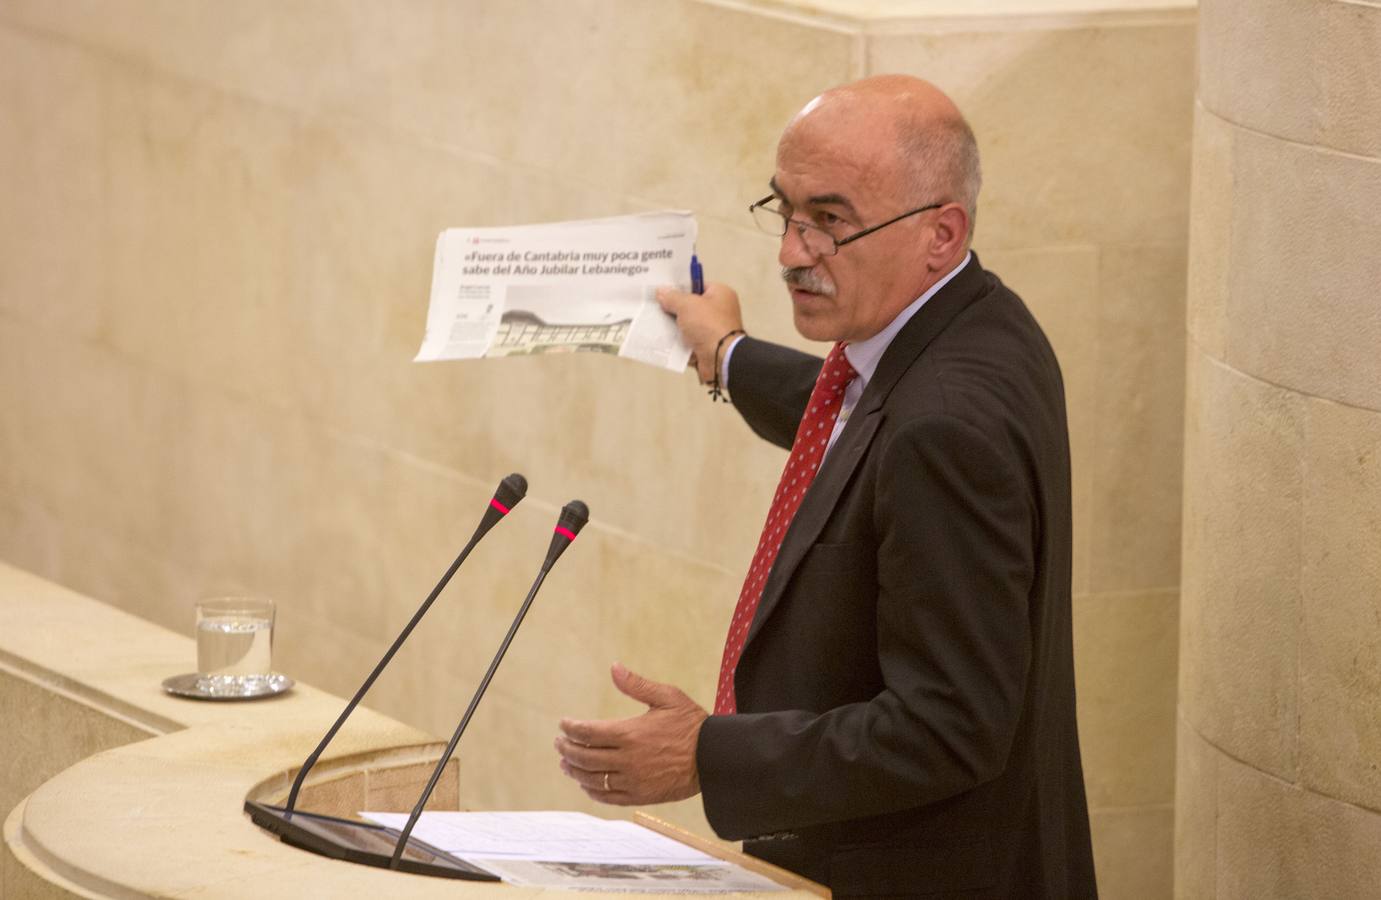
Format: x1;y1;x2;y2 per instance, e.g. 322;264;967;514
360;810;786;892
415;211;697;372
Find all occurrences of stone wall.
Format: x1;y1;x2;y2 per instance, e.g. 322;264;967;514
1175;0;1381;895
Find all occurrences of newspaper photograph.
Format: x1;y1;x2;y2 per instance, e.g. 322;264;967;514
473;858;787;893
415;211;697;372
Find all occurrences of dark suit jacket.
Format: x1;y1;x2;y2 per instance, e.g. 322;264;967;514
696;255;1097;898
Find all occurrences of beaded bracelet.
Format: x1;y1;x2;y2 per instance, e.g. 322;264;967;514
708;329;746;403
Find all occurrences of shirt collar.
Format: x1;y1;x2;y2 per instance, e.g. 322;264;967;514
844;251;972;385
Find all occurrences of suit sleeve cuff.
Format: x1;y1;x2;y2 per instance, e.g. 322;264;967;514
719;333;746;393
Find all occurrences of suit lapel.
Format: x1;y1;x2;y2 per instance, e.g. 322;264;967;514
742;255;992;647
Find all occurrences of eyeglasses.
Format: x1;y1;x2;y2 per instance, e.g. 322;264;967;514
748;195;943;257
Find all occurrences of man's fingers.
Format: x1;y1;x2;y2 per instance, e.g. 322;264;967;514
553;736;619;773
559;756;638;806
656;286;691;315
558;717;623;748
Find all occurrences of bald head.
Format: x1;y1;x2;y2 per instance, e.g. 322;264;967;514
784;75;981;235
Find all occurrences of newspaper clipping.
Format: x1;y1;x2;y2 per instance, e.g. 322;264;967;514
415;211;697;372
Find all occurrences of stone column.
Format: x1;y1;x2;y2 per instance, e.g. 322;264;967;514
1177;0;1381;895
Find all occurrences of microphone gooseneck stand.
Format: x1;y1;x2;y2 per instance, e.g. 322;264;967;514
389;499;589;867
282;473;529;816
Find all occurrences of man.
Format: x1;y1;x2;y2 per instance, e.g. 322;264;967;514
555;75;1097;898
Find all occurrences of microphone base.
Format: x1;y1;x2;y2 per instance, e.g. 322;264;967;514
244;801;499;881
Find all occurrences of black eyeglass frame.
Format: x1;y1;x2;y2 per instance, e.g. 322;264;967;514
748;194;944;256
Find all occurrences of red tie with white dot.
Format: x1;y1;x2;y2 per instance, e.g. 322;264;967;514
714;341;858;715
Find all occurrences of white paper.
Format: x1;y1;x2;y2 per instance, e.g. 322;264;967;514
358;811;788;893
415;211;697;372
360;810;713;863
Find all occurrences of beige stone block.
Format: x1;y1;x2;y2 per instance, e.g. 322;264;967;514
1320;0;1381;158
1199;0;1381;158
1197;0;1323;146
1216;753;1381;899
868;20;1195;250
1298;398;1381;812
1073;590;1178;809
0;495;61;584
1088;804;1174;900
0;320;175;567
295;770;367;818
1185;103;1233;361
1178;348;1303;778
35;514;204;647
982;246;1099;595
1224;128;1381;410
97;65;425;423
0;668;156;821
411;0;856;225
365;759;459;813
1088;244;1186;593
0;28;108;340
0;1;421;136
1173;719;1218;900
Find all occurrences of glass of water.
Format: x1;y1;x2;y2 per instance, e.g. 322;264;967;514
195;597;275;696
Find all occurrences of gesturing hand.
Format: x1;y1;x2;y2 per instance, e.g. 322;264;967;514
555;663;708;806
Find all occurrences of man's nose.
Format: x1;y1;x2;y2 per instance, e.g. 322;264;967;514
778;222;818;269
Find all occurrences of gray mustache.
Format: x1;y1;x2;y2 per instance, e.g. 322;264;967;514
781;266;836;296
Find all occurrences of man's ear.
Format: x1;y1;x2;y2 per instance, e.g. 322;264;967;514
929;204;970;262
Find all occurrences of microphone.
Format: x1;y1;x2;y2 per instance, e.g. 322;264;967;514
544;499;589;569
283;474;528;815
389;500;590;867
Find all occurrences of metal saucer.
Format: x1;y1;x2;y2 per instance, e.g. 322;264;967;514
161;672;294;701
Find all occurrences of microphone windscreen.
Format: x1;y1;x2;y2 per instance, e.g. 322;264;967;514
543;500;589;569
496;473;528;508
557;500;589;536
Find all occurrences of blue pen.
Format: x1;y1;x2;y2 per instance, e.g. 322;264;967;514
691;253;704;295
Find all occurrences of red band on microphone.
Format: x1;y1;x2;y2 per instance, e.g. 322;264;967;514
554;526;577;541
490;498;511;515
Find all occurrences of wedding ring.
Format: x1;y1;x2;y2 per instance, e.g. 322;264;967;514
603;772;611;792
